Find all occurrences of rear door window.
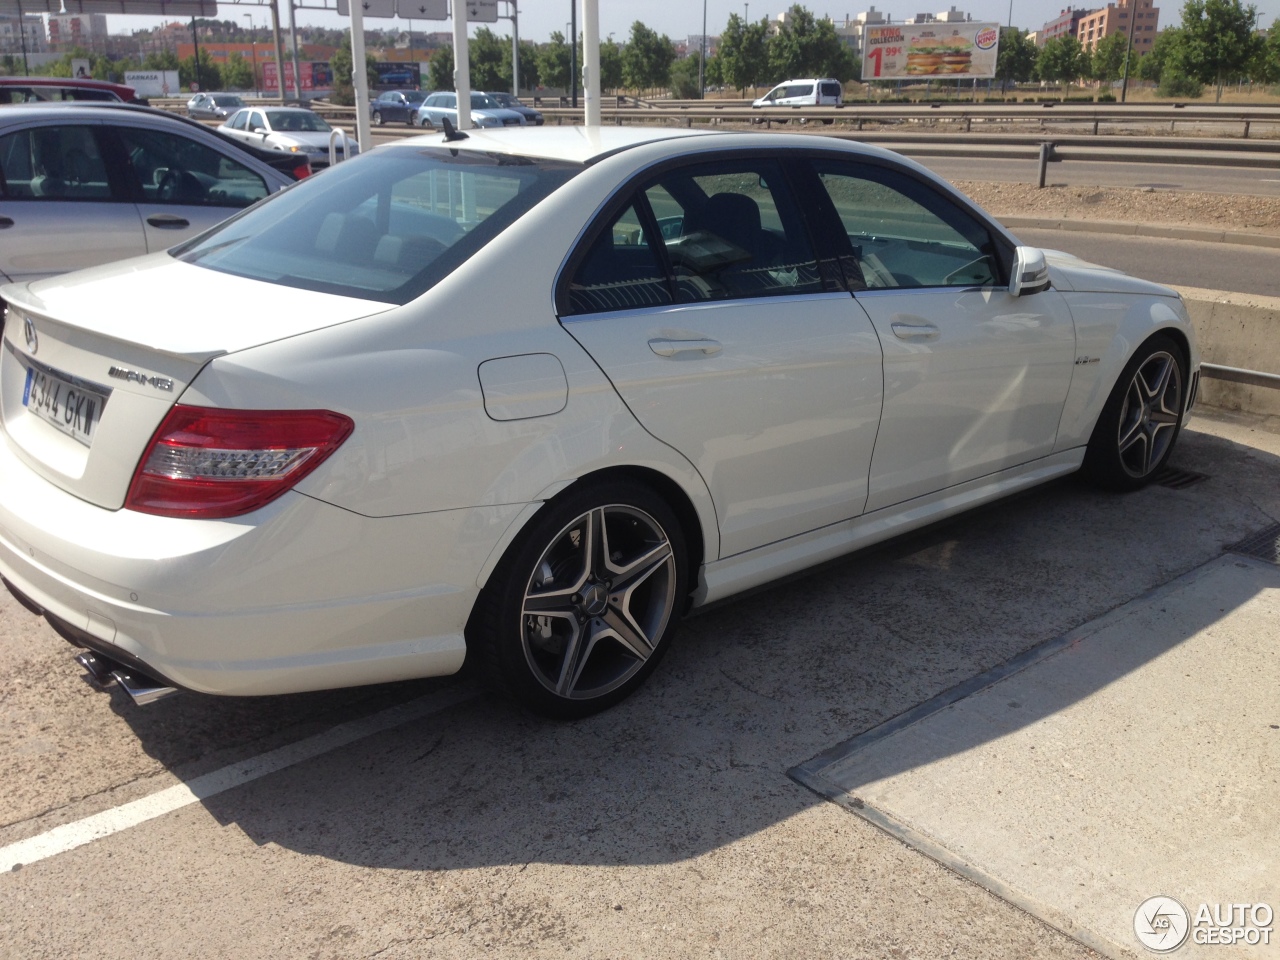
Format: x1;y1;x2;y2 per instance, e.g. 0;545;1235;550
0;125;115;201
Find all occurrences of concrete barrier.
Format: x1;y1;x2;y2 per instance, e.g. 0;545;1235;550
1174;285;1280;417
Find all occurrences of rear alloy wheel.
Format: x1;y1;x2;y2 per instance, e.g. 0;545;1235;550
471;481;687;718
1084;334;1186;490
372;111;384;126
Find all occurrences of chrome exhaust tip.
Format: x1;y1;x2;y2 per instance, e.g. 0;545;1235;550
76;651;119;688
110;670;179;706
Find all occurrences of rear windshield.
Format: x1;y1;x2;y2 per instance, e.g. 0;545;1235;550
174;147;581;304
266;110;330;131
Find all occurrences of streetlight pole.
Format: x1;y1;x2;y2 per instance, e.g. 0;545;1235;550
498;0;519;96
698;0;707;99
244;14;259;97
1119;0;1139;102
569;0;577;107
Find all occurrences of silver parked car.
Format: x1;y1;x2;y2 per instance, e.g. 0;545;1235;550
416;91;527;129
0;102;293;286
219;106;358;169
186;92;247;120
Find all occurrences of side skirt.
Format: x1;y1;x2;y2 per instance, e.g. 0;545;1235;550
695;448;1085;606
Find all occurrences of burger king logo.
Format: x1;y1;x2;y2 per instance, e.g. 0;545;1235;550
975;26;999;49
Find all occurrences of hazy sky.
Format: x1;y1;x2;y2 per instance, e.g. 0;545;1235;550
106;0;1280;47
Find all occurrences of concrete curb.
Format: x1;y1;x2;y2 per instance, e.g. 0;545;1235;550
1000;216;1280;250
1173;284;1280;417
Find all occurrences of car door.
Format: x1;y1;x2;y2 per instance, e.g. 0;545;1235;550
111;124;272;253
802;157;1076;512
560;156;884;558
0;121;146;283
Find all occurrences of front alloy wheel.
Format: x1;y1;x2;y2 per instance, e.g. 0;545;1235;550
471;481;687;718
1084;334;1187;490
1116;349;1183;479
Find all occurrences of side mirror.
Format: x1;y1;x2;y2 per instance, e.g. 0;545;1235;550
1009;246;1050;297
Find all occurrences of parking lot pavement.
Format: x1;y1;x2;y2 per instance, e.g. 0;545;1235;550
2;407;1278;959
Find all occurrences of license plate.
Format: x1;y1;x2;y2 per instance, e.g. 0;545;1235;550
22;364;108;447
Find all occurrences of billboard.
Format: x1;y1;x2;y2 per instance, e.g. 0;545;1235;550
372;61;422;89
861;22;1000;80
125;70;180;97
263;61;334;96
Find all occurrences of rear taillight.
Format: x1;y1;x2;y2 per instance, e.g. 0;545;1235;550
291;161;312;180
125;406;354;519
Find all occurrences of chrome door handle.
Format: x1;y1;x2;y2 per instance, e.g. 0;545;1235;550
0;216;13;229
648;338;723;358
890;321;940;341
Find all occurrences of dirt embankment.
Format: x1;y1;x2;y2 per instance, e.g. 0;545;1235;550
955;181;1280;235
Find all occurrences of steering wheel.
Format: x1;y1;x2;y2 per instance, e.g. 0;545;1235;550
157;168;204;204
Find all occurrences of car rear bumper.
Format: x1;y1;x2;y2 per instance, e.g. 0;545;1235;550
0;430;523;696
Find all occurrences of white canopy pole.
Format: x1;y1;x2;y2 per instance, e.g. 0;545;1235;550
453;0;472;129
581;0;600;125
350;0;372;151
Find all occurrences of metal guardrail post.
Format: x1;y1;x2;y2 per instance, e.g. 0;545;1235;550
1037;142;1052;189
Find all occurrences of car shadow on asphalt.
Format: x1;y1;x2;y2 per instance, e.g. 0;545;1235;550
17;418;1279;871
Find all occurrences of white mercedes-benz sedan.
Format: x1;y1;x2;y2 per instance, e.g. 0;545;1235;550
0;127;1198;717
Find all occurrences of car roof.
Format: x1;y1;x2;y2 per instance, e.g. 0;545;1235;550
0;75;136;96
381;126;844;165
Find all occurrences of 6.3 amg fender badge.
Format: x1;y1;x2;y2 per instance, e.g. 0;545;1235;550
23;316;37;354
108;366;174;392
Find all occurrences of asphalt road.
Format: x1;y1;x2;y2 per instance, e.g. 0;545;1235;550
3;410;1279;959
1009;227;1280;297
919;156;1280;196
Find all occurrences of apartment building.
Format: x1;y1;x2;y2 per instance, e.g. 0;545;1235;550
1076;0;1159;53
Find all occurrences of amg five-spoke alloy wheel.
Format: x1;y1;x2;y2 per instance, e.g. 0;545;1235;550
1085;334;1186;490
470;480;687;718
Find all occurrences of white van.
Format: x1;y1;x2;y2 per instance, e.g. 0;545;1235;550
752;78;843;108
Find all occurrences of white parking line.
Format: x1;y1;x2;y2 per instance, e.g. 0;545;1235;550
1;685;474;873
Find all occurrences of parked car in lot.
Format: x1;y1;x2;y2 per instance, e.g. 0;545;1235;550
186;92;247;121
218;106;357;169
416;91;526;128
370;89;428;126
0;127;1198;718
483;91;544;125
0;76;145;105
0;102;294;286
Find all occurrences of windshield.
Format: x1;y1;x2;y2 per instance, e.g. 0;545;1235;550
174;148;581;304
470;94;500;109
266;110;331;132
404;90;427;102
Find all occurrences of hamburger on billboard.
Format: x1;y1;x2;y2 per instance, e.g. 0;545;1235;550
862;23;1000;80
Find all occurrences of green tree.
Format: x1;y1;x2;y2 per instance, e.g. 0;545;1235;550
179;48;220;92
1091;30;1131;82
1035;36;1088;85
767;5;855;82
712;13;771;93
621;21;675;90
1177;0;1263;99
330;30;378;105
428;45;454;92
469;26;506;90
669;53;703;98
1257;19;1280;83
996;27;1038;86
1136;26;1181;79
538;31;571;91
599;37;624;91
501;38;541;92
143;50;180;72
220;51;255;90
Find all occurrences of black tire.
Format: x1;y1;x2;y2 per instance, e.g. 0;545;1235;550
468;479;688;719
1083;333;1187;491
372;111;384;126
419;116;433;128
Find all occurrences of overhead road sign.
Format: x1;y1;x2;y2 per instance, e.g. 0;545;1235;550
335;0;446;18
466;0;496;22
0;0;217;12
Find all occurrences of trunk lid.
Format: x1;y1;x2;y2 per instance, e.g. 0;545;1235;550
2;253;392;509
